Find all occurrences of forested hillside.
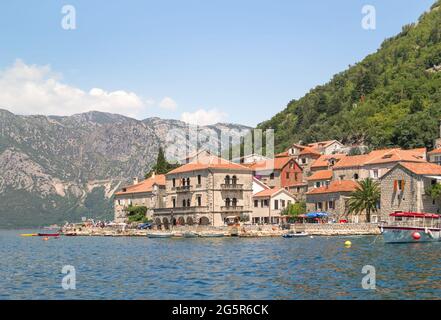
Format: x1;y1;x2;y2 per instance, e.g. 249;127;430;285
259;1;441;153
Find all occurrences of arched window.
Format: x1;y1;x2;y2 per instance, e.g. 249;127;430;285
182;178;186;186
225;175;230;185
186;177;190;186
232;176;237;185
187;199;191;207
225;198;231;207
182;199;186;207
232;198;237;207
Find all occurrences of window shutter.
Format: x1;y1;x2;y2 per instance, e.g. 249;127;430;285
393;180;397;191
402;180;405;191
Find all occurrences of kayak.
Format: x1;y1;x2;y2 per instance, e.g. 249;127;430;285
21;233;38;237
38;233;60;237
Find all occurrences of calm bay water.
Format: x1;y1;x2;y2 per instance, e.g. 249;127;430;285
0;230;440;300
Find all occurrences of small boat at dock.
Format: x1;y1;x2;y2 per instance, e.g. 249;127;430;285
183;231;199;238
381;212;441;243
147;232;173;238
283;232;309;238
20;233;38;237
200;233;225;238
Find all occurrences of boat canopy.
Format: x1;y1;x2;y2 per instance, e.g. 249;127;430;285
390;212;440;219
306;212;328;218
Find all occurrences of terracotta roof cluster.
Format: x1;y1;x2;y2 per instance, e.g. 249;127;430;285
307;140;339;150
332;148;426;169
399;162;441;175
167;155;252;174
306;180;359;195
307;170;333;181
298;146;321;157
115;174;166;196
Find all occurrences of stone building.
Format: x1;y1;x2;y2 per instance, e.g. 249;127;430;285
379;162;441;219
305;180;364;222
307;170;333;189
113;174;166;223
306;140;345;155
153;155;253;228
252;187;296;224
428;148;441;165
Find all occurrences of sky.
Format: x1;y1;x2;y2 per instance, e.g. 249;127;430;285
0;0;435;126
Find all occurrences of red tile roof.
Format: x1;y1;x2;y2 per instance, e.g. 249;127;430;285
306;180;359;195
167;155;251;174
307;140;340;149
399;162;441;175
311;154;346;168
250;157;296;171
115;174;166;196
307;170;333;181
428;148;441;155
333;148;426;169
254;187;285;198
298;146;321;157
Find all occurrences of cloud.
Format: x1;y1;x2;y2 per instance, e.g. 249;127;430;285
159;97;178;110
0;60;150;118
181;108;228;126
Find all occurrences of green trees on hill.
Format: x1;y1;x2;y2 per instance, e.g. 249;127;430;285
258;1;441;153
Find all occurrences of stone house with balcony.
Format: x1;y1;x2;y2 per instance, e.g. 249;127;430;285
153;155;253;228
379;162;441;219
113;174;166;223
252;188;296;224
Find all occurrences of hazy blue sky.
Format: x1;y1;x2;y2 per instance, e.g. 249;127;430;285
0;0;435;126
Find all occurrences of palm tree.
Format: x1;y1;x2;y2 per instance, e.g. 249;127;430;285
348;178;381;223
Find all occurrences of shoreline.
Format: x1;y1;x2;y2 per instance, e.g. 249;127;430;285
61;223;381;238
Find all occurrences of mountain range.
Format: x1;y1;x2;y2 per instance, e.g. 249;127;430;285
0;109;250;227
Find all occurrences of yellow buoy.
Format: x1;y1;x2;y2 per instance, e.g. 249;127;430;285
344;240;352;247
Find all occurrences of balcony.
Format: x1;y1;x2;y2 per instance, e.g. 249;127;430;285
154;206;208;215
221;183;244;190
221;206;244;212
175;185;193;193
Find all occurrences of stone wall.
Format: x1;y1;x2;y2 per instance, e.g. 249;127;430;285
298;223;380;236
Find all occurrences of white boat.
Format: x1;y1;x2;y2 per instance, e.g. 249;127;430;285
200;232;226;238
183;231;199;238
147;232;173;238
283;232;309;238
381;212;441;243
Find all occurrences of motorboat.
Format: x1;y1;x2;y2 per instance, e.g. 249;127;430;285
380;212;441;243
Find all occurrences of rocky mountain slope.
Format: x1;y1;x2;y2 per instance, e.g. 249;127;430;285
0;109;250;227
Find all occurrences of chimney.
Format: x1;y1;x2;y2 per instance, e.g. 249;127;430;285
133;177;139;185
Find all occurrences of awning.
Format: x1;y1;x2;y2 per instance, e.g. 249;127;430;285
306;212;329;218
424;175;441;180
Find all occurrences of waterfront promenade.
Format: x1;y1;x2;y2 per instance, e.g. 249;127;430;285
62;223;381;237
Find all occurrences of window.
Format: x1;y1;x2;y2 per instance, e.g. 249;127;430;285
316;202;323;211
274;200;279;210
197;196;202;207
286;172;290;179
182;178;186;186
302;158;306;164
117;199;121;205
186;178;190;186
315;182;321;188
232;198;237;207
232;176;237;185
270;173;275;180
254;200;259;208
394;180;405;191
263;199;269;207
354;173;359;180
182;199;186;207
225;198;231;207
172;178;176;187
197;175;202;185
372;170;379;179
328;201;334;209
432;179;437;186
281;200;286;208
187;199;191;207
225;175;231;185
294;173;298;180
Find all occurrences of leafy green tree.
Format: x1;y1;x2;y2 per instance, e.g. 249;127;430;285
348;178;381;223
125;205;151;223
426;183;441;202
282;201;306;217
